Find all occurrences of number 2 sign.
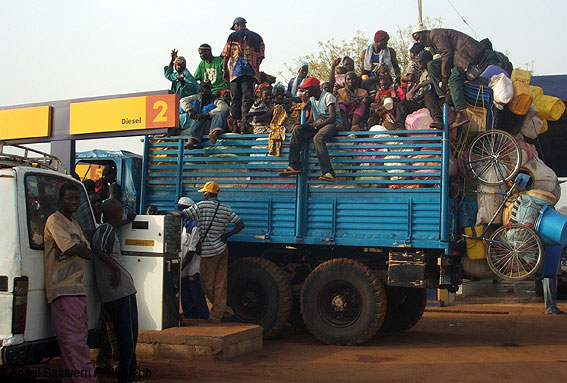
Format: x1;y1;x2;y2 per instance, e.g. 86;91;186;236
70;94;180;135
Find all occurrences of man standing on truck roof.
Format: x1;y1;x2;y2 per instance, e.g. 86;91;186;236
168;181;245;322
412;25;486;128
221;17;265;133
279;77;342;182
44;182;98;383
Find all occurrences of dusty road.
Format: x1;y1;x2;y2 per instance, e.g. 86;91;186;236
4;281;567;383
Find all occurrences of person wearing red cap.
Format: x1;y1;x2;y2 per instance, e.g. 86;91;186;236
279;77;342;182
360;30;401;79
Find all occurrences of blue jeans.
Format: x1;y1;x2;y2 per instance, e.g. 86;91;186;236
185;114;227;142
289;123;337;176
106;294;138;383
181;273;210;319
544;276;559;313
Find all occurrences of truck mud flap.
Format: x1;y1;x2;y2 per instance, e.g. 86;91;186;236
388;251;427;288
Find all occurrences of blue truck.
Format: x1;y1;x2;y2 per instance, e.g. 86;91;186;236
139;125;461;345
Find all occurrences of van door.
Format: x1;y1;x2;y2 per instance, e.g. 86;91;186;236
16;169;100;343
0;169;22;347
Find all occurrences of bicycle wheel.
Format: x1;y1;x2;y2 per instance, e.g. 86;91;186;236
487;223;543;281
466;130;521;185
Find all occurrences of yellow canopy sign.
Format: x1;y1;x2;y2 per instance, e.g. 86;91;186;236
70;94;179;134
0;106;52;140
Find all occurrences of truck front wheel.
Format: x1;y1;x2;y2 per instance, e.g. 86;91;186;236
300;258;386;345
381;287;427;332
227;257;292;338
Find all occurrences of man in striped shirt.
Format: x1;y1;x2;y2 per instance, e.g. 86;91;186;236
170;181;244;322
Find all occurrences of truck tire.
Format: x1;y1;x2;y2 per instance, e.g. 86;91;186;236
227;257;292;338
381;287;427;332
300;258;386;345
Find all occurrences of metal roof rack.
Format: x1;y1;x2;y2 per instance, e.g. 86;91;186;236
0;141;68;174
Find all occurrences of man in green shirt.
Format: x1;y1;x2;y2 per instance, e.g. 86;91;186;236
194;44;228;98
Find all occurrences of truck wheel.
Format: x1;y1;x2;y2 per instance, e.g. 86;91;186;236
381;287;427;332
300;258;386;345
227;257;292;338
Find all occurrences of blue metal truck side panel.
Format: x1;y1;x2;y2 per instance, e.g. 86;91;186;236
141;129;453;251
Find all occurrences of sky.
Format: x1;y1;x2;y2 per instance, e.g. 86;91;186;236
1;0;565;153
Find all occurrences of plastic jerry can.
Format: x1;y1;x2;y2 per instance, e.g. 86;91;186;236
464;225;487;260
509;80;533;115
533;95;566;121
511;68;532;84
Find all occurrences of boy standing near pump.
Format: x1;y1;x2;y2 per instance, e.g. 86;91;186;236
91;199;140;383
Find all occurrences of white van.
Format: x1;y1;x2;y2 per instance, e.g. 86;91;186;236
0;143;101;365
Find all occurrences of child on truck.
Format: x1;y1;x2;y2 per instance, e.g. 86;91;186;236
91;199;139;383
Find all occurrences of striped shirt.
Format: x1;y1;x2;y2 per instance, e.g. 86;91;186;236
91;223;136;303
182;198;241;257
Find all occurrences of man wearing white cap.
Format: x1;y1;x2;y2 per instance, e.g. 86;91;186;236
412;24;486;128
176;197;209;319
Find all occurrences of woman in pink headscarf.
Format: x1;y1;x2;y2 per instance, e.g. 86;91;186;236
360;30;401;79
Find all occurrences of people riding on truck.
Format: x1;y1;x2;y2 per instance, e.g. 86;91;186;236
279;77;342;182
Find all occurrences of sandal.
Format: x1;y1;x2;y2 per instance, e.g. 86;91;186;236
318;173;336;182
279;166;302;177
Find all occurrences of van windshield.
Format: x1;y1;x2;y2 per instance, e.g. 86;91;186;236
25;174;95;250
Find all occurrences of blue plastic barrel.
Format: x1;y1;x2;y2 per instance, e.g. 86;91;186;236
535;206;567;247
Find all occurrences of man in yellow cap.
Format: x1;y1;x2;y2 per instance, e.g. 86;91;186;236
168;181;244;322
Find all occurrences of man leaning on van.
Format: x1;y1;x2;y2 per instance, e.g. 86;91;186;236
44;182;98;383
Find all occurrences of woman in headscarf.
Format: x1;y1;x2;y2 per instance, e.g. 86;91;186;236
360;30;401;79
287;61;309;101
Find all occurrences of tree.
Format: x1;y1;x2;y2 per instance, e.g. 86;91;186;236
282;17;442;83
282;30;369;83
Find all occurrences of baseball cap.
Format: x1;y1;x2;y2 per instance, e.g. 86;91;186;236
298;77;320;89
177;197;195;207
231;17;247;30
415;50;433;62
198;181;220;194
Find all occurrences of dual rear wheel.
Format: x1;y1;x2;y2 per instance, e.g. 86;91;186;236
228;257;426;344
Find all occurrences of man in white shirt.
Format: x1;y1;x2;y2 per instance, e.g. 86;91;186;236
177;197;210;319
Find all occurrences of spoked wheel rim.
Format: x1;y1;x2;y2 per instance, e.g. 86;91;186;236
317;281;363;328
487;223;543;281
467;130;521;185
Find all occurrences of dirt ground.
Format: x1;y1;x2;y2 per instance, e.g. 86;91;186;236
4;280;567;383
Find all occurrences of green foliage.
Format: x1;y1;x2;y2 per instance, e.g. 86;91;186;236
282;17;442;82
282;30;370;83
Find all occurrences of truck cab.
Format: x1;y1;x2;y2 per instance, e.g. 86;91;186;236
0;143;100;365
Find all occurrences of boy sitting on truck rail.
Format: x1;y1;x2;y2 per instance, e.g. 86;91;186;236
280;77;342;182
91;199;139;383
44;182;98;383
